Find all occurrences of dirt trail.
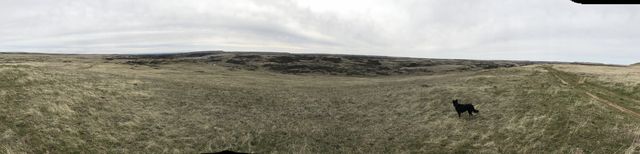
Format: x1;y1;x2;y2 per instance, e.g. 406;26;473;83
553;74;569;85
585;92;640;118
545;66;640;118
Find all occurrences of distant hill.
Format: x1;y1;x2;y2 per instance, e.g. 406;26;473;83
104;51;620;76
1;50;623;75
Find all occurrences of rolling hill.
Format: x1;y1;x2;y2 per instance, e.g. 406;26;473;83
0;52;639;153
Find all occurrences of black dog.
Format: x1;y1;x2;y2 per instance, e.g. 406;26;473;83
452;99;479;118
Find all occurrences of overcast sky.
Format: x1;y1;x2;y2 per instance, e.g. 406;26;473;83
0;0;639;64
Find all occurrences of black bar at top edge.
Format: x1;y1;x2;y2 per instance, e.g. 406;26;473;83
572;0;640;4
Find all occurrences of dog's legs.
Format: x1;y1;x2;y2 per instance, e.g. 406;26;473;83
468;111;473;116
458;112;461;118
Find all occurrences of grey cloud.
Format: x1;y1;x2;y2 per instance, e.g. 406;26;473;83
0;0;639;64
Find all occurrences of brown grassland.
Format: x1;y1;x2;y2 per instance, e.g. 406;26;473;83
1;53;640;153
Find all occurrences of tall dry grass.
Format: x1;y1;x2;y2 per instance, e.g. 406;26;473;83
0;55;639;153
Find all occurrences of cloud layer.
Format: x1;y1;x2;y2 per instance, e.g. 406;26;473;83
0;0;639;64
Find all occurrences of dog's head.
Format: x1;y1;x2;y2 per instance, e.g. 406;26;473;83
452;99;459;105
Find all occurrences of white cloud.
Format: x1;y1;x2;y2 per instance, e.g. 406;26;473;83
0;0;638;64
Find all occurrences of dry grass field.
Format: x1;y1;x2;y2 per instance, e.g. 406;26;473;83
1;53;640;153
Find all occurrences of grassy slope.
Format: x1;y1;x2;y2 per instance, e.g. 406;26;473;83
1;57;640;153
